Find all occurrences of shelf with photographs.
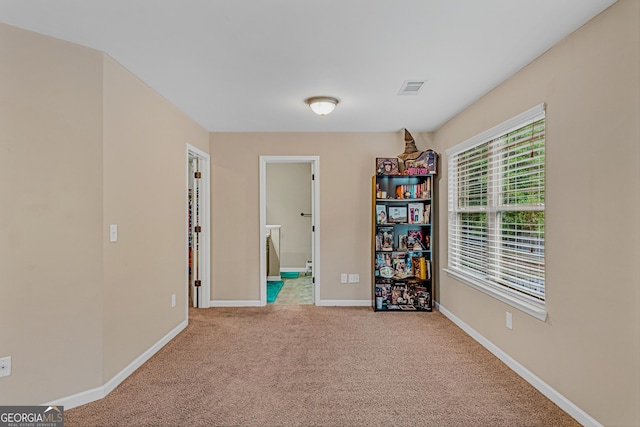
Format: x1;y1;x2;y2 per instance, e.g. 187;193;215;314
373;174;434;312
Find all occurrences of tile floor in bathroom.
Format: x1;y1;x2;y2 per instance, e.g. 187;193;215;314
274;274;314;305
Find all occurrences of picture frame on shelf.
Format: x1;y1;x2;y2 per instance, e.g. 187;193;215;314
388;206;407;223
393;256;407;277
398;234;408;250
376;252;392;270
408;203;424;224
378;227;394;251
407;230;427;250
376;157;400;175
376;205;387;224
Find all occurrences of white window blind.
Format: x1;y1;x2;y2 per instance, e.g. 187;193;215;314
446;104;546;318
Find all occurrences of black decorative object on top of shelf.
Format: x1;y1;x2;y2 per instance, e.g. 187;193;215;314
397;129;438;175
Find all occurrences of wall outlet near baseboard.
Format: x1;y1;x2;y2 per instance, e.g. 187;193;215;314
0;356;11;378
171;294;176;308
506;312;513;330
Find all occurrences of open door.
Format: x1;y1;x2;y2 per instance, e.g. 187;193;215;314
259;156;320;306
187;144;210;309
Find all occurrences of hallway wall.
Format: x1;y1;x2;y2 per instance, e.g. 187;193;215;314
0;23;104;404
102;55;209;380
209;132;431;303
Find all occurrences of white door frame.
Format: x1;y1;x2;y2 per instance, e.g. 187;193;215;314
259;156;320;306
186;144;211;309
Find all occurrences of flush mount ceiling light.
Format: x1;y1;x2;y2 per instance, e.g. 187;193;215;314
305;96;339;116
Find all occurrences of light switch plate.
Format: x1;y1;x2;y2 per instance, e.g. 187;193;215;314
0;356;11;378
506;312;513;330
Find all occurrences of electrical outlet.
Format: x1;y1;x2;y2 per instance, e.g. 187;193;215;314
340;274;348;284
348;274;359;283
506;312;513;330
0;356;12;378
171;294;176;308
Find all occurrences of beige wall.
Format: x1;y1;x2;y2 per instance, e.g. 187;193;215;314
102;55;209;379
209;132;431;302
431;1;640;426
266;163;312;269
0;23;209;404
0;23;104;404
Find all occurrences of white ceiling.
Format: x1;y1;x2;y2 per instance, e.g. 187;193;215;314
0;0;616;132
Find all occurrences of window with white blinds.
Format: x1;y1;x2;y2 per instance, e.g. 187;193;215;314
445;104;546;319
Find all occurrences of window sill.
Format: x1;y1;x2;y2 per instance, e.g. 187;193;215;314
444;268;547;321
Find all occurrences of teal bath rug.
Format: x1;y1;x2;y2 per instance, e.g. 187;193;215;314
280;272;299;279
267;281;285;303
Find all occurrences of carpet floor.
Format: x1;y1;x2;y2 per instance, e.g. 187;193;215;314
66;306;580;427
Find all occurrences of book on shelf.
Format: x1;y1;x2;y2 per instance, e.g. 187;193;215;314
411;257;431;280
393;177;432;199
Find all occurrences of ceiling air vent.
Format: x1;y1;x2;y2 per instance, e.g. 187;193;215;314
398;80;426;95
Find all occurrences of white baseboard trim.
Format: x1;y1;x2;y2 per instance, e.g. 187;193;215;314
210;299;372;308
44;319;188;410
318;300;373;307
210;300;262;307
267;275;281;281
436;303;603;427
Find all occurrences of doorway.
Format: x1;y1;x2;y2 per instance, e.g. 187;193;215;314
259;156;320;306
187;144;211;309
